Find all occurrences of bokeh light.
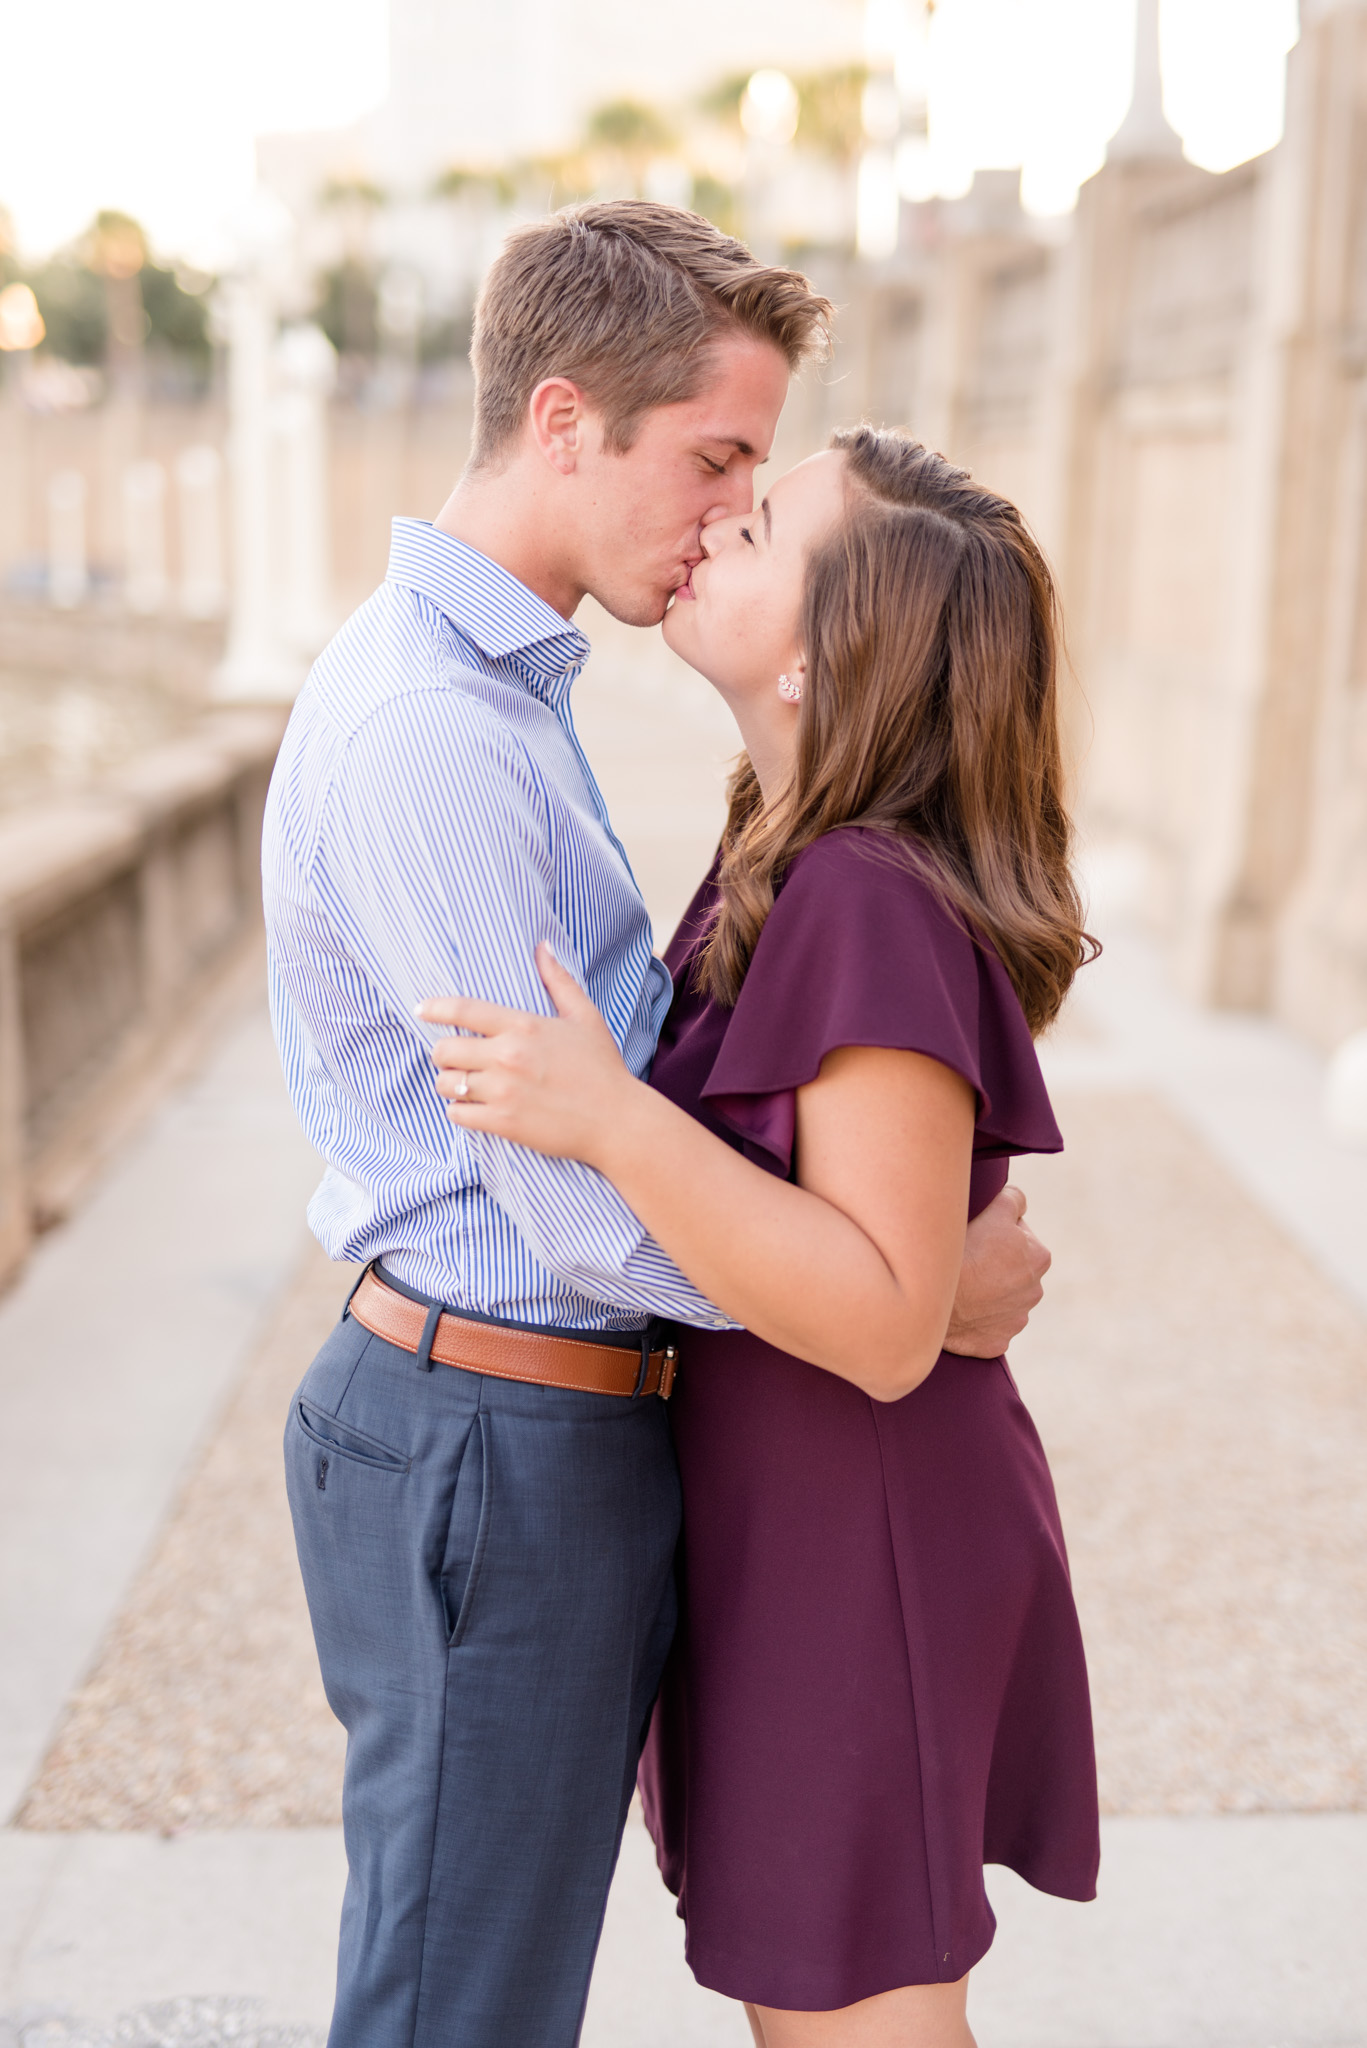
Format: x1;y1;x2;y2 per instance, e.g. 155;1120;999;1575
740;70;802;147
0;282;46;352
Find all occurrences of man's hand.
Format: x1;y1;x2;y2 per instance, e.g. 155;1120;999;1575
945;1184;1051;1358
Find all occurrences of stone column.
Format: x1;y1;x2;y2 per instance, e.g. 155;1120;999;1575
47;470;89;610
214;271;302;701
273;323;338;660
122;459;168;615
0;391;27;587
0;917;28;1288
1273;6;1367;1043
175;443;226;619
1184;8;1361;1008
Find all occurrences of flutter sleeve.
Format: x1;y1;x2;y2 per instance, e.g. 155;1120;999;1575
698;827;1063;1179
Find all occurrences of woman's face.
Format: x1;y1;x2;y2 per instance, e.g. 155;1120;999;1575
662;449;848;711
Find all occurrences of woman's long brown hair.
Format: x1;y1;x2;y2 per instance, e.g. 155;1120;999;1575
698;426;1096;1033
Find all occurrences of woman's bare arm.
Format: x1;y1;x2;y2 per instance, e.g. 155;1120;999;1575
420;949;974;1401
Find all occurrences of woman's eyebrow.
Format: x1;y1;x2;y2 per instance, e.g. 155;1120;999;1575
762;497;772;542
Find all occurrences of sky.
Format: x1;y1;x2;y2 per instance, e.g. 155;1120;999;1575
0;0;1301;262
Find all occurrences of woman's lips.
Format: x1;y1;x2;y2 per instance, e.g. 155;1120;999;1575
674;566;698;601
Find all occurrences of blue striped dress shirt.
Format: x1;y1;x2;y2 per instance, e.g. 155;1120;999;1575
263;518;731;1333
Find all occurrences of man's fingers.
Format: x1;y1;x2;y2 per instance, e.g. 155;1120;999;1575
1017;1221;1051;1279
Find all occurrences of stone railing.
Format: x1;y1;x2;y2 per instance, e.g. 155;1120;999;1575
0;709;287;1288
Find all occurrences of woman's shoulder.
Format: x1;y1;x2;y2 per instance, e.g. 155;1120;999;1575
766;826;980;972
703;823;1060;1169
711;824;988;1096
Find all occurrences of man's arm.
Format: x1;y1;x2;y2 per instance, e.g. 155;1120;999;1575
320;689;734;1326
944;1184;1050;1356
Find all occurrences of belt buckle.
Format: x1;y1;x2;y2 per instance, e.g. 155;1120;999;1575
635;1319;675;1399
659;1343;678;1400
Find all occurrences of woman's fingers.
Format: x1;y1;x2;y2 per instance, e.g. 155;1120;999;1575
535;943;596;1020
416;994;519;1035
430;1031;496;1075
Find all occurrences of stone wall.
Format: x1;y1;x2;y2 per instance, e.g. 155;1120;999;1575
0;710;285;1287
0;381;474;623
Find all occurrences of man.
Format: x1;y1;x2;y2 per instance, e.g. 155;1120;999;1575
263;201;1049;2048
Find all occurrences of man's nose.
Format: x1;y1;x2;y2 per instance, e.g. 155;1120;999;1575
720;465;758;514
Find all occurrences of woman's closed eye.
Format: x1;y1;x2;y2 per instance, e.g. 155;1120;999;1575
739;525;755;546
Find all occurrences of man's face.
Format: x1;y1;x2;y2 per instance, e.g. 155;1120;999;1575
572;335;791;628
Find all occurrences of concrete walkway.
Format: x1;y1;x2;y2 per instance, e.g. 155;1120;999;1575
3;1812;1364;2044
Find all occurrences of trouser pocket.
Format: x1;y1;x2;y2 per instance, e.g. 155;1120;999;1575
441;1409;493;1648
295;1396;410;1474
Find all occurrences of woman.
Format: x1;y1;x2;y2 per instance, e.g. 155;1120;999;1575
419;428;1100;2047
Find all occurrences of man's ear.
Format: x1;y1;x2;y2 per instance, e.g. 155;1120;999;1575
527;377;592;476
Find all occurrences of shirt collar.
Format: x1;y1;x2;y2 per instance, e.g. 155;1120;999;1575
385;518;590;701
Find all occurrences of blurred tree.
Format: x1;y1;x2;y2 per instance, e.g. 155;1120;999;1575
320;175;388;214
0;208;19;290
21;212;210;382
521;151;596;208
795;67;869;161
699;65;867;161
318;178;387;363
430;165;517;206
585;99;677;157
690;175;739;236
314;259;380;360
698;74;751;126
140;261;212;373
581;100;682;200
27;257;107;364
86;210;148;393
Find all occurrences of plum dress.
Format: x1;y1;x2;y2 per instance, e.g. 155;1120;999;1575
639;826;1099;2011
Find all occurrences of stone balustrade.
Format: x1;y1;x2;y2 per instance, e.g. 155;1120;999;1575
0;709;286;1288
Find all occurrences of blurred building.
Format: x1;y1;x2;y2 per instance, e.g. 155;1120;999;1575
256;0;865;330
372;0;860;182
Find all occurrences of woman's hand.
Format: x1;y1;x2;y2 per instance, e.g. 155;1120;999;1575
417;944;645;1165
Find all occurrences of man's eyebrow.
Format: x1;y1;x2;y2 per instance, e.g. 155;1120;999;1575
762;496;771;543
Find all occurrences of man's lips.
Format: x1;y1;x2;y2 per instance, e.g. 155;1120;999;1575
673;562;700;601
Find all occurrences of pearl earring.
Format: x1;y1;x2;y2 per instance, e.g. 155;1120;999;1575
777;673;803;702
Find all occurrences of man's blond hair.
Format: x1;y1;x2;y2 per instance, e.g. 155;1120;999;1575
469;200;832;468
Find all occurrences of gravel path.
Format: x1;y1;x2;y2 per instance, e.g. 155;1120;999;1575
17;1248;350;1831
1013;1088;1367;1815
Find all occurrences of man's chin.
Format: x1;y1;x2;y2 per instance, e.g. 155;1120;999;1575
592;587;674;630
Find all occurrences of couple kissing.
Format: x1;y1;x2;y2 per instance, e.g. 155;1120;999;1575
263;198;1099;2048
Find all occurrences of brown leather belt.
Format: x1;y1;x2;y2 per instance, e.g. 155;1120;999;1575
350;1268;678;1399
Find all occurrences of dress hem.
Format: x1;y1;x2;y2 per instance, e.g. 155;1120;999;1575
680;1920;996;2011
